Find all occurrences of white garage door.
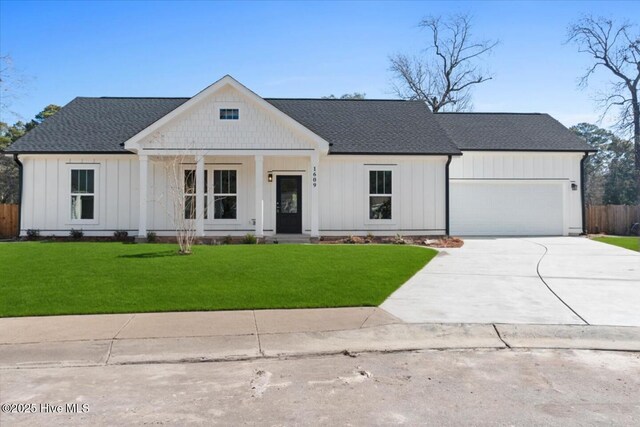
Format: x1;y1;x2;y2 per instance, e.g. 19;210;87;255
450;180;565;236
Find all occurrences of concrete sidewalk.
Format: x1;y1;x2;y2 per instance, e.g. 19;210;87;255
1;309;639;369
0;307;398;344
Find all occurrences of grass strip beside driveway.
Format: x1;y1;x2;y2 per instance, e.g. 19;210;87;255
592;236;640;252
0;243;436;317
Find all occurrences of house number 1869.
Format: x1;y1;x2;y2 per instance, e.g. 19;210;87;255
312;166;317;187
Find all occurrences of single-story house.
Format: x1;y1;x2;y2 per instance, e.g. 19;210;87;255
4;75;594;239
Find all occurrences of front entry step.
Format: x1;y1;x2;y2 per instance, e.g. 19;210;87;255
264;234;312;244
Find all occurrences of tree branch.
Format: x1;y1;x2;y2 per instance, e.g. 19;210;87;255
389;13;497;112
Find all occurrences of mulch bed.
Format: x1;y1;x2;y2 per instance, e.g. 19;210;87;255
320;235;464;248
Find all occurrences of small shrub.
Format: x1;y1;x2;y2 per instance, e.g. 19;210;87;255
242;233;257;244
146;231;157;243
113;230;129;241
26;229;40;240
69;229;84;240
393;233;406;245
365;232;375;243
222;235;233;245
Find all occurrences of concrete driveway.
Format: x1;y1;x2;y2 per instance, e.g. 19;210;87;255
382;237;640;326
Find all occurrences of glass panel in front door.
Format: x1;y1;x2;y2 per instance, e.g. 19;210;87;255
280;178;298;213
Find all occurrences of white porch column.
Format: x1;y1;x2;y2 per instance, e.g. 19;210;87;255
195;155;205;237
255;155;264;237
138;155;148;238
311;151;319;238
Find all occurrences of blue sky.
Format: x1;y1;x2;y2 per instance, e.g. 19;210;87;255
1;1;637;128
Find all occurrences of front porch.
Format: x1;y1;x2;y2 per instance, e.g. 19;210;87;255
137;150;321;239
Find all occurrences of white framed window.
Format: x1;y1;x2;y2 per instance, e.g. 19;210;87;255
215;102;242;122
69;165;99;224
212;169;237;219
183;166;240;222
219;108;239;120
368;169;393;221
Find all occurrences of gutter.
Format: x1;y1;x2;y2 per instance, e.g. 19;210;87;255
580;152;589;235
13;154;23;237
445;155;452;236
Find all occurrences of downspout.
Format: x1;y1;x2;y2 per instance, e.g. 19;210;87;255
580;151;588;235
13;154;23;237
445;155;452;236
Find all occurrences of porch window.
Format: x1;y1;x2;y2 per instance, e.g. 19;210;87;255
213;170;237;219
184;170;196;219
71;169;95;220
219;108;239;120
369;170;392;220
184;169;209;219
204;170;208;219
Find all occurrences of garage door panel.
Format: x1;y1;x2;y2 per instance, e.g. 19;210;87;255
451;181;564;236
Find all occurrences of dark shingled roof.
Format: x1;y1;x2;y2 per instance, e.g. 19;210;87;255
435;112;594;152
5;97;592;155
264;98;460;155
5;97;189;153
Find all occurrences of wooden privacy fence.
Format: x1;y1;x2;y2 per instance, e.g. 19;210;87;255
586;205;640;236
0;204;19;238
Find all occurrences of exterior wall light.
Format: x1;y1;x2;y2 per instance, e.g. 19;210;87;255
268;173;273;183
571;182;578;191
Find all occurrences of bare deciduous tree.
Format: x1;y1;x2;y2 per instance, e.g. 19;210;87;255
1;54;30;205
567;16;640;205
151;134;210;254
162;154;200;254
0;54;28;121
389;14;498;112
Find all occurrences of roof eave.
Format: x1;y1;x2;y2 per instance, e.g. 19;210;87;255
3;150;133;155
459;148;597;153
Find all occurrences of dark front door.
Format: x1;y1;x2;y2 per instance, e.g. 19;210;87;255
276;175;302;234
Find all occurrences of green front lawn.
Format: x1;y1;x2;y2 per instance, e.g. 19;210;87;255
593;236;640;252
0;242;436;317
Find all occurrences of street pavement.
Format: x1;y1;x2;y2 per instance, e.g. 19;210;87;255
1;348;639;426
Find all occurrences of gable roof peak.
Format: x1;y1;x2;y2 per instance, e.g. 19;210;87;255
121;74;330;153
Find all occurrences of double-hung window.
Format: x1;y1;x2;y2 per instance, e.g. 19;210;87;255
71;169;95;220
185;169;237;220
213;170;237;219
369;170;392;220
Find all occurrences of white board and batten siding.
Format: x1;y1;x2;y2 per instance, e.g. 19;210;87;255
18;153;448;237
449;151;584;236
147;154;448;236
320;155;447;236
19;155;140;236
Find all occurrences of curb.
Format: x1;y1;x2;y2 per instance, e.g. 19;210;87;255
2;323;639;369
